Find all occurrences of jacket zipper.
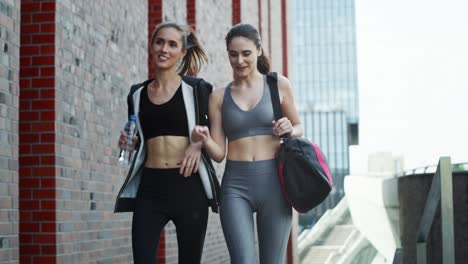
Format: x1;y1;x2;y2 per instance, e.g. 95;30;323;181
194;84;200;125
114;146;139;211
193;83;219;207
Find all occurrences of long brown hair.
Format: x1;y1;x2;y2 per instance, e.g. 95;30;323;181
150;22;208;75
225;23;270;74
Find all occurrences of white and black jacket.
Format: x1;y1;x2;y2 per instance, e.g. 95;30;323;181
114;76;220;213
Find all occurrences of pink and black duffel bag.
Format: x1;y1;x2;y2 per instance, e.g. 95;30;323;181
267;72;334;213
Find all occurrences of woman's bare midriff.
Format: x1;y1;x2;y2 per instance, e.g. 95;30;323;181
144;136;189;168
226;135;280;161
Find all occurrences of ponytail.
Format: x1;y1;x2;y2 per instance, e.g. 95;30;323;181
257;49;270;74
150;22;208;76
179;31;208;76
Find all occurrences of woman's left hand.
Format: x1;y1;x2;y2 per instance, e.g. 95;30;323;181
272;117;294;137
177;141;203;177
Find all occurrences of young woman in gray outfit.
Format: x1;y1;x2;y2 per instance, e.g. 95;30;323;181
192;24;303;264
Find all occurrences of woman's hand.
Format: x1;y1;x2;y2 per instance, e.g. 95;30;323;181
177;141;202;177
118;130;139;149
191;125;210;144
272;117;294;137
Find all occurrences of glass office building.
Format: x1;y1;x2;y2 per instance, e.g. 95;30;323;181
292;0;359;225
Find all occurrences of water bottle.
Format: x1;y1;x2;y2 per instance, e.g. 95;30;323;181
118;115;137;166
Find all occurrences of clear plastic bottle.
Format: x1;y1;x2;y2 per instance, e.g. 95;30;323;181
118;115;137;166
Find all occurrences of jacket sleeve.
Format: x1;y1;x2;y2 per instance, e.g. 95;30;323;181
127;84;137;119
181;75;212;127
199;79;213;127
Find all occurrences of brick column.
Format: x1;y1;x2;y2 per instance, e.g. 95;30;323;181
187;0;196;29
148;1;164;263
232;0;241;25
148;0;163;80
281;0;288;77
19;1;57;263
267;0;272;59
258;0;262;40
281;3;297;263
187;0;196;77
0;0;20;263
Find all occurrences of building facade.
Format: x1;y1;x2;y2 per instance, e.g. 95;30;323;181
1;0;290;263
291;0;359;224
0;0;20;263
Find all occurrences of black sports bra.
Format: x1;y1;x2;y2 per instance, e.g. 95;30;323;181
139;84;189;140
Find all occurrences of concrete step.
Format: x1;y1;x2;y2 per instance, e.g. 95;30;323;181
301;245;340;264
320;224;356;246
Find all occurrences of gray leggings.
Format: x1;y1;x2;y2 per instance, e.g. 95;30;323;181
220;159;292;264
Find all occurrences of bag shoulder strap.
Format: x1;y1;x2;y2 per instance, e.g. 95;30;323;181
267;72;293;140
266;72;283;121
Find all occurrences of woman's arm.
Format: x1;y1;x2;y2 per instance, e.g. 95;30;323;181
178;141;203;177
272;75;303;138
192;88;227;163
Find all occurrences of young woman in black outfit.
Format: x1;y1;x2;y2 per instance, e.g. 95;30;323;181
114;22;219;264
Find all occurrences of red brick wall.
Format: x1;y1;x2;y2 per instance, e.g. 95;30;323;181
0;0;20;263
232;0;241;25
281;1;295;262
148;1;165;263
187;0;196;29
259;0;263;35
267;0;272;59
19;1;57;263
52;0;147;262
149;0;163;80
13;1;291;263
194;0;232;262
281;0;288;77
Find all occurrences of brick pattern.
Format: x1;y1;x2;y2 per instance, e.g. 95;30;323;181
232;0;241;25
259;0;274;61
19;1;57;263
258;0;262;36
148;1;165;263
0;0;20;263
161;0;186;24
269;0;284;73
159;0;232;262
52;0;147;263
186;0;196;30
196;0;232;89
241;0;259;29
149;0;163;79
281;0;291;261
10;0;289;263
267;0;272;59
281;0;288;77
258;0;269;57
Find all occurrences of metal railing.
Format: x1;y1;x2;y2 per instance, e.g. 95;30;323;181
415;156;455;264
400;161;468;176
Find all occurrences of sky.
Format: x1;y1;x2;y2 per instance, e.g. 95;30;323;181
351;0;468;172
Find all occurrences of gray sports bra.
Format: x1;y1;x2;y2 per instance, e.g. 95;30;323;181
222;76;275;142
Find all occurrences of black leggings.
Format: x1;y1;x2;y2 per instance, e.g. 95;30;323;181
132;167;209;264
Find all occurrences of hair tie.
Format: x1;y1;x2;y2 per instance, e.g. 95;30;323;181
184;32;195;49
